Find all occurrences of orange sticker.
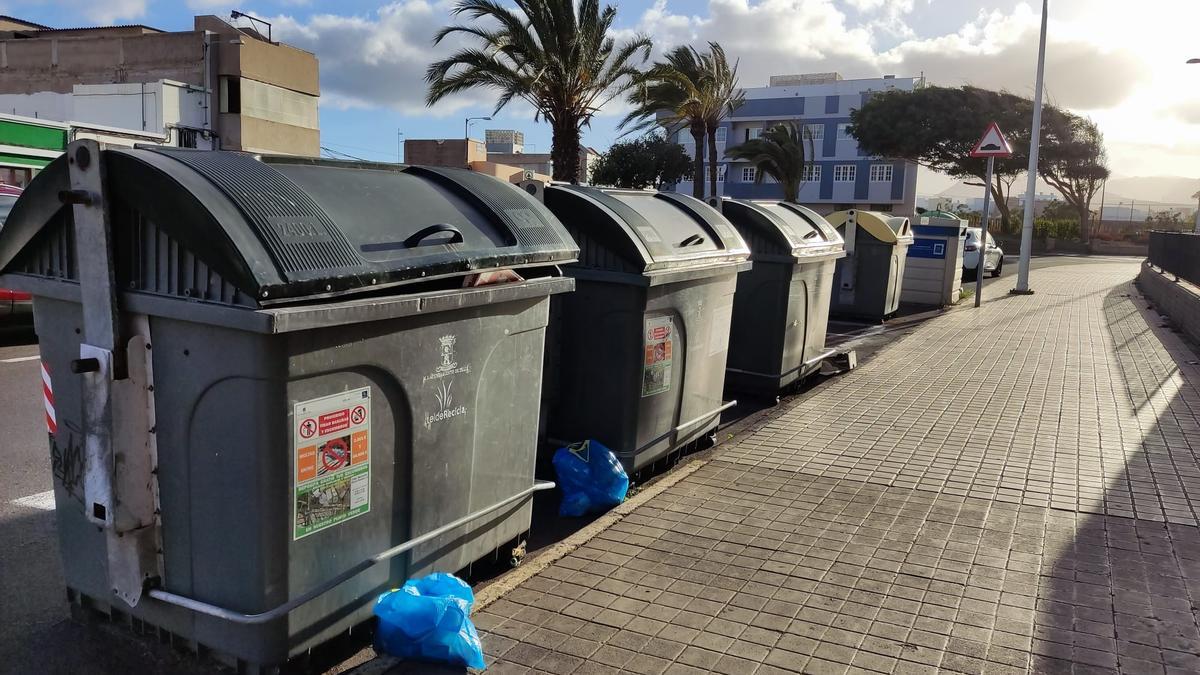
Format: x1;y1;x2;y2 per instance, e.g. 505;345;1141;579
297;445;317;483
351;430;368;465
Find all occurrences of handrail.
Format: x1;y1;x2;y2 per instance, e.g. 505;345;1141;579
147;480;556;624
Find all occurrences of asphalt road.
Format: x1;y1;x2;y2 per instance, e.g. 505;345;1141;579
0;253;1142;674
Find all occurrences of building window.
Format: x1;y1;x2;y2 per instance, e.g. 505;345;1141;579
715;127;727;143
801;164;821;182
177;128;199;148
833;165;856;182
804;124;825;141
706;165;725;182
742;166;756;182
870;164;893;182
0;166;32;187
837;123;854;140
745;127;764;142
219;76;241;114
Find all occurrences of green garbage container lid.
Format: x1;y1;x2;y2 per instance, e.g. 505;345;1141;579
0;149;579;305
543;186;749;278
720;199;844;262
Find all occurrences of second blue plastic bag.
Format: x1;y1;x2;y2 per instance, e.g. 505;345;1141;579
373;572;485;670
553;439;630;517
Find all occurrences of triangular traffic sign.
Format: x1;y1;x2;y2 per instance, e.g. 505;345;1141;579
969;121;1013;158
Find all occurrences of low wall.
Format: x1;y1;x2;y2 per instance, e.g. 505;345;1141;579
1091;239;1148;256
1138;263;1200;347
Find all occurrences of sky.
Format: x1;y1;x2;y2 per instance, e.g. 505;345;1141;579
4;0;1198;197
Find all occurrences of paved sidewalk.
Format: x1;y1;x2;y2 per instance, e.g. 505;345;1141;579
476;259;1200;674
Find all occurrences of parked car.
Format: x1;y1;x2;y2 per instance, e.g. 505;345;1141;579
963;227;1004;278
0;184;31;318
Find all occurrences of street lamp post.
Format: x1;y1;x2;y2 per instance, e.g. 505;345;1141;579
397;129;404;164
464;116;492;141
1013;0;1048;295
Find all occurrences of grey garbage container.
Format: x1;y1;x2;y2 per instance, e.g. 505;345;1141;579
828;209;914;321
0;142;577;672
541;186;750;472
902;210;967;306
720;199;846;394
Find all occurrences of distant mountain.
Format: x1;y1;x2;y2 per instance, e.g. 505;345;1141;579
1104;176;1199;206
925;173;1200;208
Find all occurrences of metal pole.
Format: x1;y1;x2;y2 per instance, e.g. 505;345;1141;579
464;118;469;140
1013;0;1048;294
397;129;402;163
1097;179;1107;236
976;156;994;308
1194;190;1200;234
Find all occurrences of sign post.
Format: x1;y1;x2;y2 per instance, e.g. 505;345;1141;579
969;122;1014;308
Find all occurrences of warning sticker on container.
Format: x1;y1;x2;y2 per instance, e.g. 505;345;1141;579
293;387;371;540
642;316;674;397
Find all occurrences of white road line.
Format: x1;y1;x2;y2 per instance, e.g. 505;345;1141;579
10;490;55;510
1;355;39;364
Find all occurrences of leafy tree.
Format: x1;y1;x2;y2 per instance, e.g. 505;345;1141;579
589;133;693;189
1041;199;1078;222
724;122;811;203
700;44;744;199
1146;210;1184;226
621;46;710;198
1038;110;1110;242
426;0;651;182
851;86;1033;231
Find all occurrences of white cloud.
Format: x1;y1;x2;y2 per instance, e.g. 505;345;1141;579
61;0;147;24
184;0;228;10
270;0;495;116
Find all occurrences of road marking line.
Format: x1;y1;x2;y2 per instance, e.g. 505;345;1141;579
10;490;55;511
1;355;39;363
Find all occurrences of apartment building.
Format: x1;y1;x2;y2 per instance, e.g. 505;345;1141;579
0;14;319;155
672;72;920;215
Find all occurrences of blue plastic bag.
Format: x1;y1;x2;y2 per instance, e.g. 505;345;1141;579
553;440;630;517
373;572;485;670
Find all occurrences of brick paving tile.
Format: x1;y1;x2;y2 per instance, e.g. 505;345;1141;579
477;262;1200;674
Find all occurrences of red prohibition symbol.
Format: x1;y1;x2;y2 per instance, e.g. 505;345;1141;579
299;418;317;439
350;405;367;425
320;438;350;472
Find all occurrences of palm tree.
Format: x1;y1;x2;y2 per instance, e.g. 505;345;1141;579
701;44;744;200
620;46;709;198
426;0;651;183
724;123;811;203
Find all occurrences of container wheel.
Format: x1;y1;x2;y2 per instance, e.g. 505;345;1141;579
509;540;527;568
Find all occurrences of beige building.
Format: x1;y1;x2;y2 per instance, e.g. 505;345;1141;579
0;14;319;155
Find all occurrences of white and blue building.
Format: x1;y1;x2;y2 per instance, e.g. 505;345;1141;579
670;73;920;216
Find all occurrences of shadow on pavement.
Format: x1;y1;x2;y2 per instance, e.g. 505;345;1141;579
1033;283;1200;673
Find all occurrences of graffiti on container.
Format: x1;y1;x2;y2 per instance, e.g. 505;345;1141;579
50;420;84;502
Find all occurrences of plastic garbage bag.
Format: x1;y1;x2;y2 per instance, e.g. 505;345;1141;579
373;572;485;670
553;439;630;517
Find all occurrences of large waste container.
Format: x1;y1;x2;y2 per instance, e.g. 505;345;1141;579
720;199;846;394
0;142;577;672
902;210;967;306
540;187;750;472
827;209;914;321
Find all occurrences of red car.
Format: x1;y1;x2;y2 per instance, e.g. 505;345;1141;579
0;184;30;317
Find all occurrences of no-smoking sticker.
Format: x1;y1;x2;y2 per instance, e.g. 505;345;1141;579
293;387;371;540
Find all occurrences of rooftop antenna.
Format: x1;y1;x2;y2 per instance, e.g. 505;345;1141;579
230;10;271;42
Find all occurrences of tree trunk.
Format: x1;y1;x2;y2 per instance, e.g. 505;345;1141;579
706;124;719;199
551;119;582;183
1077;203;1091;243
989;182;1012;233
783;179;798;203
690;124;706;199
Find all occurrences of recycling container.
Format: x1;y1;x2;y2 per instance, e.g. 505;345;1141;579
827;209;914;321
719;199;846;394
0;143;577;672
541;186;750;472
902;210;967;306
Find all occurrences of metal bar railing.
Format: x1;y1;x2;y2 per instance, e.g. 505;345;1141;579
1148;231;1200;285
147;480;556;624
